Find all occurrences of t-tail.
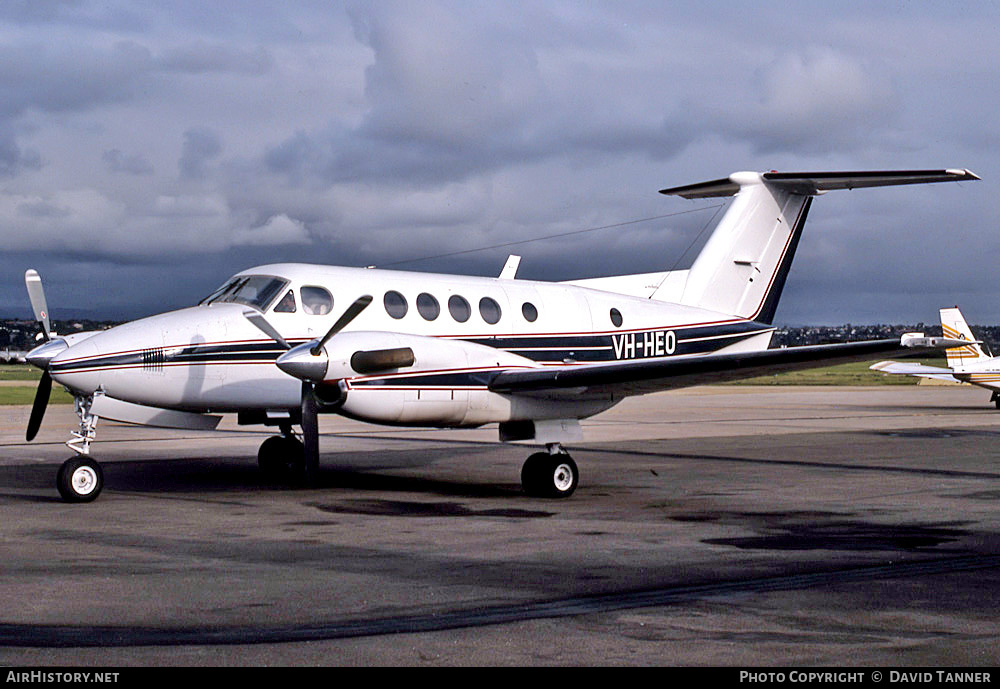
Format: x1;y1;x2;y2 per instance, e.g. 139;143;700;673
657;169;979;324
940;306;990;369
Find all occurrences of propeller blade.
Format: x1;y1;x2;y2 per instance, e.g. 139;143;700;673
311;295;373;356
26;371;52;442
243;310;291;349
301;382;320;483
24;269;51;341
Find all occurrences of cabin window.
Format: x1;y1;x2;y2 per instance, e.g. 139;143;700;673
384;290;408;319
273;290;297;313
448;295;471;323
521;302;538;322
610;308;623;327
301;286;333;315
479;297;502;325
416;293;440;321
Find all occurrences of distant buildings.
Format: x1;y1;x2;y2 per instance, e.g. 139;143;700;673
2;318;997;364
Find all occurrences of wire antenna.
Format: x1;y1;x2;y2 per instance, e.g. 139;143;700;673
373;205;725;269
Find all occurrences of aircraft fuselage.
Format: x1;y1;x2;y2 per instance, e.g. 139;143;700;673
46;262;773;427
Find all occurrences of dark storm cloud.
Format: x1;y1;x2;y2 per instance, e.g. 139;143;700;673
179;127;223;179
102;149;154;175
1;1;999;325
0;129;41;177
264;4;692;188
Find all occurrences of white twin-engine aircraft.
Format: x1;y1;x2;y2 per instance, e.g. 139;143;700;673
23;168;979;502
872;306;1000;407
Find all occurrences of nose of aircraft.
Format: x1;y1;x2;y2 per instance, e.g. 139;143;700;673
46;330;106;394
25;338;68;370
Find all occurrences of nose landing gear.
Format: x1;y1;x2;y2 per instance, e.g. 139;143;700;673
56;394;105;503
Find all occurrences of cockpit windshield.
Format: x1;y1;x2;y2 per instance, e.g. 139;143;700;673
198;275;289;311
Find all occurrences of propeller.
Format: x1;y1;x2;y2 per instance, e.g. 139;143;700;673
311;295;373;355
23;269;63;441
26;371;52;442
243;310;290;350
244;294;375;482
24;269;51;342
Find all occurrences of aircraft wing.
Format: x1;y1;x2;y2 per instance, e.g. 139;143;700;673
490;338;949;398
869;360;959;382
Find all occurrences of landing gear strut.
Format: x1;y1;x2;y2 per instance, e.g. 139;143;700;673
521;444;579;498
56;394;105;503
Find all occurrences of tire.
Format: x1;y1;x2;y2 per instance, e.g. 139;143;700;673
258;435;305;482
521;452;579;499
57;457;104;503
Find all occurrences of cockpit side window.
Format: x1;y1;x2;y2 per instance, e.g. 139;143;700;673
301;286;333;315
273;290;297;313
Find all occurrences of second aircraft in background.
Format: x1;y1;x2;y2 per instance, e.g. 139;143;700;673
872;307;1000;408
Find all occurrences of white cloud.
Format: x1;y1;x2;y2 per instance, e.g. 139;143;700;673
232;213;310;247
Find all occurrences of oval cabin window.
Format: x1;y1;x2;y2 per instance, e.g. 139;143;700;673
448;295;471;323
521;302;538;322
384;291;408;319
416;293;440;321
479;297;502;325
610;308;623;327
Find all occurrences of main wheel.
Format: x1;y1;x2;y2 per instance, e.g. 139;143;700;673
521;452;579;499
57;456;104;503
258;435;305;482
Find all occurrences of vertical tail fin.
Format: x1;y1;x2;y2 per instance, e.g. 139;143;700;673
658;169;978;323
940;307;990;369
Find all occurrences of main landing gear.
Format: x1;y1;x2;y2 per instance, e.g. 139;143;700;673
521;444;579;499
257;424;308;483
992;391;1000;410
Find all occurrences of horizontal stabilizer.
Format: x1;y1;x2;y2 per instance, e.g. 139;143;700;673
660;169;979;199
900;333;979;349
870;360;956;380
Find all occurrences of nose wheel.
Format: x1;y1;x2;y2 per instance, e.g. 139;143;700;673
57;456;104;503
521;449;579;499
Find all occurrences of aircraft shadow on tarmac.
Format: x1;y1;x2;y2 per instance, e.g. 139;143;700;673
0;448;525;502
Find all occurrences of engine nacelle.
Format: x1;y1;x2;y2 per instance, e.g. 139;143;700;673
322;331;529;382
323;331;531;426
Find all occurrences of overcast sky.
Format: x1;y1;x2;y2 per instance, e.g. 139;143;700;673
1;1;998;325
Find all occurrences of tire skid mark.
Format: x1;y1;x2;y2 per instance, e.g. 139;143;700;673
3;554;999;648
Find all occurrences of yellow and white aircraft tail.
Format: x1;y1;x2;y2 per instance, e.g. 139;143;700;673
940;307;990;369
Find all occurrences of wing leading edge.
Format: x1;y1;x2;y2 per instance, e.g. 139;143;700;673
490;337;957;398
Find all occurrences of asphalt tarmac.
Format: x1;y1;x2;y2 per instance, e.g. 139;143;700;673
2;385;1000;666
